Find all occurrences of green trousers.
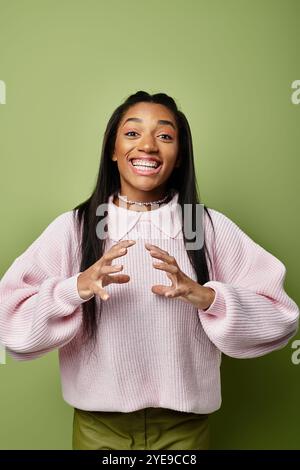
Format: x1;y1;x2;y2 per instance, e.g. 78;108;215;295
72;407;210;450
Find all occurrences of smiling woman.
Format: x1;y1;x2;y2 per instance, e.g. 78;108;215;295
111;101;181;201
0;91;298;451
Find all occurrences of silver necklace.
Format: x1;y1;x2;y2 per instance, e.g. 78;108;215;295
117;191;170;207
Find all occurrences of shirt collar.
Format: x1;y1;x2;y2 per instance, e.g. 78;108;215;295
107;190;183;241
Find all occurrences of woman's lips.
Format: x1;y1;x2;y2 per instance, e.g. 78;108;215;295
128;159;162;176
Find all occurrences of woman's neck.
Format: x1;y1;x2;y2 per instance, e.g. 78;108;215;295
113;189;172;212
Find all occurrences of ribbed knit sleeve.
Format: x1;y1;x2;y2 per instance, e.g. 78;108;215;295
198;209;299;358
0;212;88;360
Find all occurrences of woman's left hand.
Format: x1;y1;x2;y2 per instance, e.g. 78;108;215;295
145;243;215;310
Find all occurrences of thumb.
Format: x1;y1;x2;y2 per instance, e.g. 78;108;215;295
151;284;172;296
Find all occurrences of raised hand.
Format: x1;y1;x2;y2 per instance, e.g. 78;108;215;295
145;242;215;310
77;240;136;301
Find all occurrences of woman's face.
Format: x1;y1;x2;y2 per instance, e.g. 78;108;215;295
112;102;180;200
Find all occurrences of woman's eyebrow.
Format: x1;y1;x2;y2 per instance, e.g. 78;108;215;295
122;117;176;130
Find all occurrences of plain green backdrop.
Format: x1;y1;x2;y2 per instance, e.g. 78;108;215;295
0;0;299;450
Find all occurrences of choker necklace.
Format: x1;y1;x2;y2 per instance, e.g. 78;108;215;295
117;191;171;207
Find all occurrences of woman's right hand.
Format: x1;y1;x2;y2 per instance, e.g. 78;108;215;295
77;239;136;301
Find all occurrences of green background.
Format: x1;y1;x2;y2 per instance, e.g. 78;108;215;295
0;0;299;449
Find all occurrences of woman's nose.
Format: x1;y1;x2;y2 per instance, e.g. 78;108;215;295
138;137;158;152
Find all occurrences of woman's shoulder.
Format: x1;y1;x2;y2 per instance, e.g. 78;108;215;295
202;205;259;258
0;210;81;283
15;209;80;261
36;209;79;243
204;205;236;225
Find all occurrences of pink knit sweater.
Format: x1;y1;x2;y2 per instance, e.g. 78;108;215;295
0;191;299;413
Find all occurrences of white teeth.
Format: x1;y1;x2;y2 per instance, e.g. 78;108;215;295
133;165;156;171
131;159;159;168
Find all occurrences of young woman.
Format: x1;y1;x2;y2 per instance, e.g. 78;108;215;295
0;91;299;450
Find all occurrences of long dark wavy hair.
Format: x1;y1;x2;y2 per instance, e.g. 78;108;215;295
73;91;215;348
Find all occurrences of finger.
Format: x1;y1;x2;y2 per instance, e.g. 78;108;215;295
118;239;136;248
94;285;110;301
101;264;123;274
152;262;178;274
90;264;122;283
149;252;177;265
105;274;130;285
145;243;169;255
101;241;136;264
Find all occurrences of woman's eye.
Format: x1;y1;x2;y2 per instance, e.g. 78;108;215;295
124;132;172;140
160;134;172;140
125;131;138;137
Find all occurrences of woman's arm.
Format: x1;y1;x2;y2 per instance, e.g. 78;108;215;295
197;209;299;358
0;212;89;359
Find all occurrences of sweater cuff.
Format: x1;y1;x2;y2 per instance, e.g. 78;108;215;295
55;272;94;308
197;281;226;318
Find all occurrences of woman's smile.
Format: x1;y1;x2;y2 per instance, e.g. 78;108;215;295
127;156;163;176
